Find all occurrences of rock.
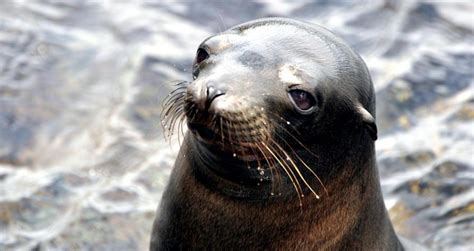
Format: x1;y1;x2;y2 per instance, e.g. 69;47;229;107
394;160;472;198
44;208;155;251
378;150;436;177
59;172;93;188
135;162;171;196
449;99;474;122
5;179;71;232
91;141;147;177
125;55;187;140
100;188;138;202
428;161;470;179
376;52;473;133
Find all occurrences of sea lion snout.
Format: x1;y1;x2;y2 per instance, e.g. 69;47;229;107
185;80;230;111
206;85;226;109
183;80;271;157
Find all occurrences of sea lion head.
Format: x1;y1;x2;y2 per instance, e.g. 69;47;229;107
162;18;378;201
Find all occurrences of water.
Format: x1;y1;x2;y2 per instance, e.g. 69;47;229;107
0;1;472;250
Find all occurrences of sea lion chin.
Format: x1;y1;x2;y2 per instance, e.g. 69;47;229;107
152;17;404;250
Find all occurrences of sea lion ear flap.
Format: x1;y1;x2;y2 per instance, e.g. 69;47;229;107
356;104;378;141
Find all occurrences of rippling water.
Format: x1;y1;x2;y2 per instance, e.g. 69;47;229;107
0;1;472;250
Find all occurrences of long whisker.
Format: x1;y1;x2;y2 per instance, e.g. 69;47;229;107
179;114;187;141
271;139;321;199
162;92;185;112
292;151;328;196
264;142;304;197
220;117;225;149
160;84;187;144
264;110;301;135
164;89;185;103
162;97;184;119
162;106;183;137
176;112;186;146
239;113;278;195
261;142;304;208
271;120;320;160
226;119;236;155
255;144;282;196
168;107;185;139
273;129;328;196
163;111;177;140
230;120;243;157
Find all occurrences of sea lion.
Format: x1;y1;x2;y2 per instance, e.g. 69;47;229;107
151;17;403;250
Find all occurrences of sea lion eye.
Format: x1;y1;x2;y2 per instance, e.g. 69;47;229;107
195;48;209;65
192;48;209;79
289;90;316;113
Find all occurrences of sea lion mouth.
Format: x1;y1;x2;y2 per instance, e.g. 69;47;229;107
179;85;271;157
188;122;219;142
186;111;270;162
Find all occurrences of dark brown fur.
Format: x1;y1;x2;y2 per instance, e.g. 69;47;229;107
151;135;402;250
151;17;403;251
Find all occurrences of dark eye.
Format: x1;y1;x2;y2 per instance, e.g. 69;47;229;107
289;90;316;113
195;48;209;65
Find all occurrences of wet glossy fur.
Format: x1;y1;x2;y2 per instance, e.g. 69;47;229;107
151;18;403;250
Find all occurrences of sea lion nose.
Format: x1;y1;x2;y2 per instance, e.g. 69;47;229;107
205;85;225;110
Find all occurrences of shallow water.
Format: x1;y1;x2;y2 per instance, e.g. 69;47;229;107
0;1;472;250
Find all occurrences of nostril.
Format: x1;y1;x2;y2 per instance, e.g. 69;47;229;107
206;86;225;110
207;86;217;100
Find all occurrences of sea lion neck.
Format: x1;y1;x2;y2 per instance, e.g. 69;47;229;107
188;134;279;200
173;142;402;250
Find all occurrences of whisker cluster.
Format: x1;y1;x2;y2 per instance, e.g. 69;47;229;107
160;83;327;206
160;81;188;146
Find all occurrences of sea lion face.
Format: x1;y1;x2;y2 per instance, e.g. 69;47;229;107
162;18;378;198
185;24;339;156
